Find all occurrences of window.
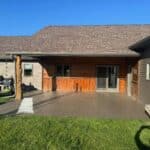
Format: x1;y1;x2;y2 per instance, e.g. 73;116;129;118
64;65;70;76
146;64;150;80
56;65;62;76
56;64;70;77
24;64;33;76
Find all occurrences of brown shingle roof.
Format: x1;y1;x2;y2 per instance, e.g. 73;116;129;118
1;25;150;56
0;36;31;52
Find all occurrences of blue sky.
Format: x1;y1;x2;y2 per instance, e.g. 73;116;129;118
0;0;150;35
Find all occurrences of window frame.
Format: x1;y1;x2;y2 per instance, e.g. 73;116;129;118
56;64;71;77
146;64;150;80
24;64;33;77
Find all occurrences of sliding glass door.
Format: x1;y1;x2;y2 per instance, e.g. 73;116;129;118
96;65;119;92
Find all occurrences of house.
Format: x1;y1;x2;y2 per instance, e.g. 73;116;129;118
0;54;42;91
0;25;150;104
0;37;42;91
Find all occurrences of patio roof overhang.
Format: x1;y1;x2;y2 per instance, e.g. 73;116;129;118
6;50;140;58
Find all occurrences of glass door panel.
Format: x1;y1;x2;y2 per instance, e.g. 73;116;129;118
97;67;107;89
108;66;118;88
97;65;119;91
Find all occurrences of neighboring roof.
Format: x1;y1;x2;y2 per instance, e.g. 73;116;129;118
129;36;150;51
0;54;13;60
0;54;39;61
1;25;150;57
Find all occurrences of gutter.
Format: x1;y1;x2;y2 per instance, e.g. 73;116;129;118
5;51;140;58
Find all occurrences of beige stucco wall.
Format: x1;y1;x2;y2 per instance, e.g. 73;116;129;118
0;61;42;90
0;62;15;78
22;62;42;90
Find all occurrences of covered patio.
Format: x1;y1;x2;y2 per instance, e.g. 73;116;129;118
13;54;139;101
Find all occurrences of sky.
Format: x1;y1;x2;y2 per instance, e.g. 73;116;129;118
0;0;150;35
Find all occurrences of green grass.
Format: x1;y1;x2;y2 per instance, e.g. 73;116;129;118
0;97;11;104
0;89;13;104
0;116;149;150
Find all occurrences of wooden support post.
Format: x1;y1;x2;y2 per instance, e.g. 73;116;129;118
15;55;22;101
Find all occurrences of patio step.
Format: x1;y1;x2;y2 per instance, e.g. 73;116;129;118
17;97;33;114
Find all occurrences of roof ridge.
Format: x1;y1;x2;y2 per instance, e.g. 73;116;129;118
33;24;150;36
42;24;150;28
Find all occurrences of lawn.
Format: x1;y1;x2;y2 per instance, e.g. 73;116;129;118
0;89;13;104
0;97;11;104
0;116;149;150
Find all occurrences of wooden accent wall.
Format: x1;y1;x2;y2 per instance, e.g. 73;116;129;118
56;77;95;92
131;62;139;98
119;61;127;94
42;62;96;92
41;57;138;94
42;64;54;92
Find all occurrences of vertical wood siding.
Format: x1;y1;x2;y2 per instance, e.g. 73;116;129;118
56;77;95;92
131;62;139;98
42;64;54;92
119;62;127;94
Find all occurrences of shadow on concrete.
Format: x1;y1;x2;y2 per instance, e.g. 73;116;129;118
0;109;18;117
145;111;150;119
33;92;74;108
135;125;150;150
22;83;37;93
23;90;43;98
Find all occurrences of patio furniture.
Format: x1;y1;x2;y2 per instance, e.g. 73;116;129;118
0;76;15;95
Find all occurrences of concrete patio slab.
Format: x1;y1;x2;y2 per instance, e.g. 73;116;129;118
33;92;148;119
0;91;148;119
0;100;20;116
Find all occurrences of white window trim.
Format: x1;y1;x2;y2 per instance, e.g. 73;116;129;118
24;64;33;77
146;64;150;80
